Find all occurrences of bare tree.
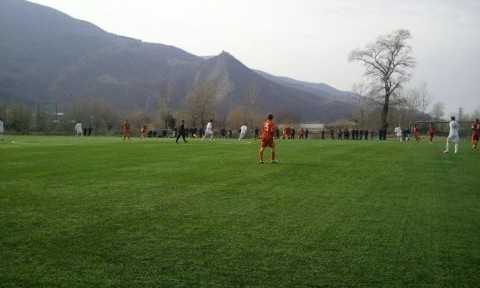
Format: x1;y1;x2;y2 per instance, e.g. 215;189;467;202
183;80;217;128
404;88;421;124
65;99;120;135
276;109;301;126
430;101;445;121
418;82;432;115
244;83;260;127
6;104;32;133
157;74;175;130
349;29;416;139
351;83;377;128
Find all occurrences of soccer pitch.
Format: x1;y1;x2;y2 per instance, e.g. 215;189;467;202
1;136;479;287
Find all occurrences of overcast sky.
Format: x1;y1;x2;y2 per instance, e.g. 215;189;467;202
27;0;480;116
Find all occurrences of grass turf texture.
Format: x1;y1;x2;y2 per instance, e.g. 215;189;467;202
0;136;479;287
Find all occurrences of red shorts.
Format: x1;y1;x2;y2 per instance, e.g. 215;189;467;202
473;133;480;141
261;137;274;148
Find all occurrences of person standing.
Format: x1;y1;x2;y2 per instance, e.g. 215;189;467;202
427;122;435;143
201;119;214;141
74;121;83;138
471;118;479;152
176;120;188;143
412;124;421;143
123;119;131;140
259;114;277;164
238;123;247;141
0;118;4;140
394;125;402;141
254;127;259;140
443;116;460;154
140;123;147;138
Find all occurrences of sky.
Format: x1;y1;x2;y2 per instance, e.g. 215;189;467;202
27;0;480;116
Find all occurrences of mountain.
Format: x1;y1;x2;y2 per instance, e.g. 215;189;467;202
254;70;357;104
0;0;356;123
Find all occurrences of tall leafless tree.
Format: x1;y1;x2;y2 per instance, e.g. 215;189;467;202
430;101;445;121
183;80;217;128
349;29;416;139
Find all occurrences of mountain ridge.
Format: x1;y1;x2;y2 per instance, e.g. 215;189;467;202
0;0;356;123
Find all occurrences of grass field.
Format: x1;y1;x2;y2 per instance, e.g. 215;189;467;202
0;135;479;287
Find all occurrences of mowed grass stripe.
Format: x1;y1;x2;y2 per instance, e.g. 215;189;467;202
0;136;479;287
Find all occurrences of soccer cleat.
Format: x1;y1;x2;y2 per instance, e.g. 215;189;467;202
259;161;264;164
443;150;448;154
271;160;278;163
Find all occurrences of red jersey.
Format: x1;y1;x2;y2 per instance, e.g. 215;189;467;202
123;121;130;132
261;119;275;140
261;119;275;148
472;122;480;137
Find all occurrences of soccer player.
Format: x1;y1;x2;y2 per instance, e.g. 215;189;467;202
0;118;4;140
201;119;214;141
74;121;83;138
471;118;479;151
140;123;147;138
176;120;188;143
412;124;421;143
123;119;131;140
427;122;435;143
394;125;402;141
238;123;247;141
259;114;277;164
443;116;459;154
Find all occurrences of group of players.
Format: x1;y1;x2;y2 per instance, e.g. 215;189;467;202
394;117;480;154
443;117;479;154
121;115;278;164
121;115;479;163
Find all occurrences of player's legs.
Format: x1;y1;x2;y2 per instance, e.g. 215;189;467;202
444;139;450;153
259;138;268;163
472;135;478;150
259;146;265;163
271;141;276;162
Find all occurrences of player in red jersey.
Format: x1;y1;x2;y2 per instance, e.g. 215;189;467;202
412;124;421;143
123;119;131;140
427;122;435;143
471;118;480;151
259;114;277;164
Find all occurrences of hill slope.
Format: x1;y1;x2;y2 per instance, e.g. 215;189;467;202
0;0;355;122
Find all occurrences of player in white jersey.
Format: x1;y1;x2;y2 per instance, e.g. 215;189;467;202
202;120;214;141
394;126;402;141
74;121;83;138
443;116;459;154
238;124;247;141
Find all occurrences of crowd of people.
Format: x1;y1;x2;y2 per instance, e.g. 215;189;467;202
115;116;480;154
391;118;480;154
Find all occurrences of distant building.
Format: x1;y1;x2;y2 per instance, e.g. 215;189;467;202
300;123;325;131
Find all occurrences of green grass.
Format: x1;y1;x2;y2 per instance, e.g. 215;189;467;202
0;136;479;287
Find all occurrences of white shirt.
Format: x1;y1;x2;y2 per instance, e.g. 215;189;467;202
206;122;213;132
75;122;83;133
447;120;459;141
394;126;402;137
240;125;247;133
